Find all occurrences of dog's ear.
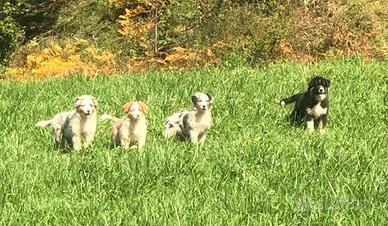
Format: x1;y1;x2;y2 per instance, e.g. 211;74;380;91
92;96;98;108
75;96;82;108
122;102;132;113
205;93;214;103
139;101;148;113
307;76;317;89
325;78;331;88
191;95;197;104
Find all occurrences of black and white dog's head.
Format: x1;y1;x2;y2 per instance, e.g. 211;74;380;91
191;92;214;111
308;76;330;102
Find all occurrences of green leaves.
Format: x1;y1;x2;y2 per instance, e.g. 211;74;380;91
0;1;23;65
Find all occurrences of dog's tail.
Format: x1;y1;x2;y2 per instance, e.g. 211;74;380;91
101;113;120;124
163;124;180;139
35;119;53;128
279;93;302;106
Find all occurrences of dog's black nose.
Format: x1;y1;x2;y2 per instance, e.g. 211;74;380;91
318;87;325;93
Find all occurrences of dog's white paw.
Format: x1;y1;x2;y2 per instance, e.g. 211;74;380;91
280;100;286;106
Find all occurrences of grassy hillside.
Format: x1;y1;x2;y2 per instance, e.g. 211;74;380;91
0;57;386;224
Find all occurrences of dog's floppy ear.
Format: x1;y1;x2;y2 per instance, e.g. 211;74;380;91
307;76;317;89
205;93;214;103
75;96;82;108
92;96;98;108
139;101;148;113
325;78;331;88
191;95;197;104
122;102;133;113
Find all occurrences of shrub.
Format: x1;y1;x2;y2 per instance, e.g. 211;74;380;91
0;2;23;65
6;37;116;80
3;0;387;78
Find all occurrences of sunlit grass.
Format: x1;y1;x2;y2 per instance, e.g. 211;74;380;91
0;57;386;225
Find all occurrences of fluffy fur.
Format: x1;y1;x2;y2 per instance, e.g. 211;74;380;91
102;101;148;149
164;92;214;144
280;76;330;133
36;95;98;150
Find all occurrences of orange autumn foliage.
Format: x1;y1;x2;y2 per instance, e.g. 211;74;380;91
6;38;116;80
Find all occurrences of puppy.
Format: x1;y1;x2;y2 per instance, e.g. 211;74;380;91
102;101;148;149
280;76;330;133
164;92;214;144
36;95;98;150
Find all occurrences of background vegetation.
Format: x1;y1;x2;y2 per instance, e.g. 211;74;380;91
0;58;386;224
0;0;387;79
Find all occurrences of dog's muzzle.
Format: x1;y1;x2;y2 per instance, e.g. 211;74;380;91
318;87;325;94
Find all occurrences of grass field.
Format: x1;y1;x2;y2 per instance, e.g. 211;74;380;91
0;57;386;225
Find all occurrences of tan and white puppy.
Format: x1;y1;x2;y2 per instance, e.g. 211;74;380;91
164;92;214;144
102;101;148;149
36;95;98;150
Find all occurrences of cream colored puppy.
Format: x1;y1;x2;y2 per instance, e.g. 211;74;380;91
102;101;148;149
36;95;98;150
164;92;213;144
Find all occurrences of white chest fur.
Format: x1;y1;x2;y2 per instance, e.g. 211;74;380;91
195;112;211;130
306;102;327;118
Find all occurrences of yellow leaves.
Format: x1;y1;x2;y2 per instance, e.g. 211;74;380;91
165;47;197;63
51;44;63;56
122;45;221;72
117;4;157;57
126;57;165;73
100;50;115;62
74;37;89;45
85;47;98;55
6;38;117;80
68;54;81;63
118;7;153;39
173;26;186;33
107;0;122;7
277;41;295;58
5;68;27;80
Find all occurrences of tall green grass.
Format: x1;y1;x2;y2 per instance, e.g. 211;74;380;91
0;57;386;225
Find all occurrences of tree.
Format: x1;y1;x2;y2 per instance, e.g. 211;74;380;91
0;1;23;65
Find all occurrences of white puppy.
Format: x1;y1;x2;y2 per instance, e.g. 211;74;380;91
101;101;148;149
164;92;213;144
36;95;98;150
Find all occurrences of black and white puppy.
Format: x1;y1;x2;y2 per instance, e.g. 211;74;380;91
280;76;330;133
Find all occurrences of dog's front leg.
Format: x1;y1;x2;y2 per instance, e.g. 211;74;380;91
198;133;207;144
120;137;131;149
117;125;130;149
137;137;146;150
72;135;82;151
189;130;199;144
318;114;327;134
83;132;95;149
306;116;315;133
